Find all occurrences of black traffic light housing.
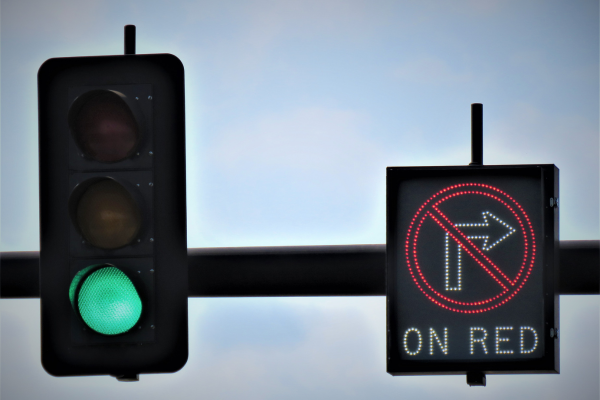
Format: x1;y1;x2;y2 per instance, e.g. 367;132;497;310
386;164;559;376
38;48;187;378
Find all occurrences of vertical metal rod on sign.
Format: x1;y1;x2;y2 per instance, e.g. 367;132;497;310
125;25;136;55
470;103;483;166
468;103;483;385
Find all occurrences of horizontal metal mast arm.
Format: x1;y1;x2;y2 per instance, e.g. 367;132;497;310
1;241;598;298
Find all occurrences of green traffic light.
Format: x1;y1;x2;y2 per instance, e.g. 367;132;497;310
70;265;142;335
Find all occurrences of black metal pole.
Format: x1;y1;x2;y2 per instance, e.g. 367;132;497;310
124;25;136;55
470;103;483;166
1;241;598;298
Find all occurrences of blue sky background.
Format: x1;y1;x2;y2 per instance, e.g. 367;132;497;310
1;0;598;399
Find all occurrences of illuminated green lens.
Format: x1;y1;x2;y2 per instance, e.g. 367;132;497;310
73;266;142;335
69;265;96;307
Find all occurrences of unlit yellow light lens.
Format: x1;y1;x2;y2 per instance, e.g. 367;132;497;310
76;179;141;249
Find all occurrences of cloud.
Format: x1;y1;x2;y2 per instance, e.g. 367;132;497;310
2;0;107;40
178;0;403;95
184;0;393;40
197;298;308;351
210;107;381;179
393;56;472;85
192;106;390;246
460;0;507;15
181;297;399;400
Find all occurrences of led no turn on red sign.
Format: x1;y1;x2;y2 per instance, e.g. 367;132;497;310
386;165;559;376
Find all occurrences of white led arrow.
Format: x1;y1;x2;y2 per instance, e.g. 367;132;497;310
444;211;516;291
455;211;516;251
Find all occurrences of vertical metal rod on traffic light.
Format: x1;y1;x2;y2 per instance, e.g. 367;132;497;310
125;25;136;55
470;103;483;166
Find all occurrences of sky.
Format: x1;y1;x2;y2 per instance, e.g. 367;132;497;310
1;0;599;399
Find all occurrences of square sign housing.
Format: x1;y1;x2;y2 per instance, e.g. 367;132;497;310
386;165;559;375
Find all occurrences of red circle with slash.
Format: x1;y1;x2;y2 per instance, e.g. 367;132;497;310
404;183;536;313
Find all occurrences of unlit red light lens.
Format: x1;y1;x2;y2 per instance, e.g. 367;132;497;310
76;179;141;249
70;265;142;335
70;90;139;163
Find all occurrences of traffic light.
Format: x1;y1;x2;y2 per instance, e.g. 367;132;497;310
38;51;187;379
386;165;559;376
